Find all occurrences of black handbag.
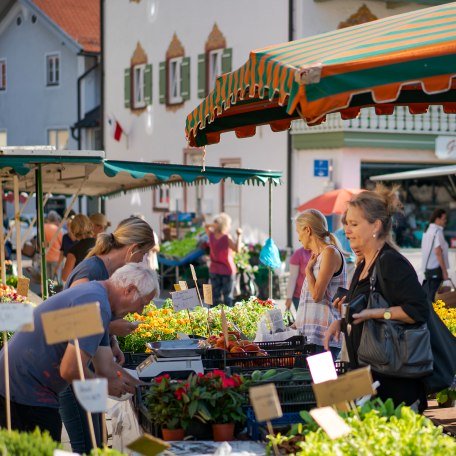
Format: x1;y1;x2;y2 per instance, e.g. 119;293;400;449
357;262;434;378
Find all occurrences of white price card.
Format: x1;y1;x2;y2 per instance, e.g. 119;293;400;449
171;288;199;312
54;450;79;456
190;264;197;281
73;378;108;413
178;280;188;290
0;302;34;332
41;302;104;344
306;351;338;384
249;383;283;422
310;406;351;440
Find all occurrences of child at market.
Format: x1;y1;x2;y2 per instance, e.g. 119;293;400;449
205;213;242;306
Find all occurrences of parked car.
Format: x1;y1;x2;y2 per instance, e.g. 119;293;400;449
7;213;37;251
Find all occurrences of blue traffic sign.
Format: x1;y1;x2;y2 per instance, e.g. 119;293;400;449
314;160;329;177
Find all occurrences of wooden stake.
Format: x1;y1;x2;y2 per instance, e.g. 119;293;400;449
266;420;279;456
73;338;98;451
101;413;107;447
3;332;11;432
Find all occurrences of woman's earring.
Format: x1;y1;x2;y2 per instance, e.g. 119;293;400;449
372;233;377;238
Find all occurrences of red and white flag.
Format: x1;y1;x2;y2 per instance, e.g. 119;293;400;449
108;117;124;142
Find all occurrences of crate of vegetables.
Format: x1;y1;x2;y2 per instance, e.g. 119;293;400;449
201;332;317;372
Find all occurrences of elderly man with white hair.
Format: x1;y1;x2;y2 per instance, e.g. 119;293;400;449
0;262;159;442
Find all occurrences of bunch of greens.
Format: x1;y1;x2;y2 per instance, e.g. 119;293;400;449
160;228;204;258
0;428;61;456
267;399;455;455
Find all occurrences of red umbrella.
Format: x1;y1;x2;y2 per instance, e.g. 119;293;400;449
297;189;363;215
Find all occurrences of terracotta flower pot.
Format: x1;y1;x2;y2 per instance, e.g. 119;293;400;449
212;423;235;442
161;428;185;441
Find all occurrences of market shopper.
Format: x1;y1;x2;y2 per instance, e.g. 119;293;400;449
61;214;96;282
205;213;242;306
44;210;63;281
89;212;110;237
294;209;346;359
60;216;156;453
324;185;430;412
285;247;311;311
0;263;159;441
421;208;449;302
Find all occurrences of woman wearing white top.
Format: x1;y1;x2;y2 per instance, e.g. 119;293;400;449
421;208;449;301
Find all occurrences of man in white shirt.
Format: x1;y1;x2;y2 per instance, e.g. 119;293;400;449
421;208;449;301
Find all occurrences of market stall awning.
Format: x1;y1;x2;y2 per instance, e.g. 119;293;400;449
371;164;456;181
0;152;282;197
185;2;456;147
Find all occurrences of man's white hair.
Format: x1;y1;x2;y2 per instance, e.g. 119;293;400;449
110;263;160;297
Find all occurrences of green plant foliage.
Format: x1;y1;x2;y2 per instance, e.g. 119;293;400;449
267;399;456;455
0;428;61;456
160;228;204;258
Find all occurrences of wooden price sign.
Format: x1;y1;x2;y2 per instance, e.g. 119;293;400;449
312;366;375;408
127;433;170;456
41;302;105;450
173;283;182;291
249;383;283;422
178;280;188;290
41;302;104;344
203;284;213;305
309;406;351;440
16;277;30;298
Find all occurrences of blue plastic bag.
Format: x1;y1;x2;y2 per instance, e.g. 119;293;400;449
259;238;282;270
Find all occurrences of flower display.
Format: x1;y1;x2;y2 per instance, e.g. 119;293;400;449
119;297;274;353
0;284;29;303
433;300;456;336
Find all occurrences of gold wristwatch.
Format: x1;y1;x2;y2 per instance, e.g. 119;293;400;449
383;310;392;320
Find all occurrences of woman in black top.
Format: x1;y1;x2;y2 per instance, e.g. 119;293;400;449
324;184;430;412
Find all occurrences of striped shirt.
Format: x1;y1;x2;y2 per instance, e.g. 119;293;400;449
296;246;346;347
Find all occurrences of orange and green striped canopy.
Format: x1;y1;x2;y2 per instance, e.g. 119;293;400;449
186;2;456;147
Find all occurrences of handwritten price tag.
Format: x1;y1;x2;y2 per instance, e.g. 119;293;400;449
203;284;213;305
127;433;170;455
73;378;108;413
178;281;188;290
171;288;199;312
173;283;182;291
54;450;79;456
306;351;338;384
0;303;34;331
41;302;104;344
16;277;30;297
310;406;351;440
249;383;283;422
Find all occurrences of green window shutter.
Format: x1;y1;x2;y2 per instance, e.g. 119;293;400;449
197;53;206;98
180;56;190;101
221;47;232;74
144;64;152;105
159;61;166;104
124;68;131;108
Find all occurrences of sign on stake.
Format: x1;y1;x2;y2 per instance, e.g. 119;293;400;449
127;433;170;455
309;406;351;440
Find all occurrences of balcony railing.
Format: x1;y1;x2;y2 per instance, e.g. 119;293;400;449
291;106;456;135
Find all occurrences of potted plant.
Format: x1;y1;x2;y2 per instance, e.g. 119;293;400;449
145;374;189;440
184;371;248;441
436;386;456;408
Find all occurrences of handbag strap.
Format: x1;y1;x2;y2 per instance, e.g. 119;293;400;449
424;230;438;271
370;255;392;308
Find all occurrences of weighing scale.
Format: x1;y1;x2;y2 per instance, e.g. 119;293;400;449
136;339;204;379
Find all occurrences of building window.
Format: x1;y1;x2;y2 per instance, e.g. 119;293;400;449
0;60;6;91
133;64;146;108
48;129;68;150
220;158;242;228
0;131;7;147
168;57;183;105
208;49;223;92
46;54;60;86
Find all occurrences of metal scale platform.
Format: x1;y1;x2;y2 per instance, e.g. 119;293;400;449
136;339;204;379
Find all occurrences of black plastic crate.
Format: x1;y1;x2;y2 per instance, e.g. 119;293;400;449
202;343;317;372
135;385;161;437
256;335;307;351
123;352;149;367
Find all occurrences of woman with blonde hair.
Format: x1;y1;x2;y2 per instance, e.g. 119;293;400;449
205;212;242;306
61;214;96;282
324;184;431;412
60;216;156;453
294;209;347;359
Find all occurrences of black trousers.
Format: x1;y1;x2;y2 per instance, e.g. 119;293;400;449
0;395;62;442
422;278;441;303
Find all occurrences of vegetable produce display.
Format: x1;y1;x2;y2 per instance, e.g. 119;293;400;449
0;283;29;303
160;228;204;258
433;299;456;336
119;297;274;353
266;399;455;455
250;368;312;383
